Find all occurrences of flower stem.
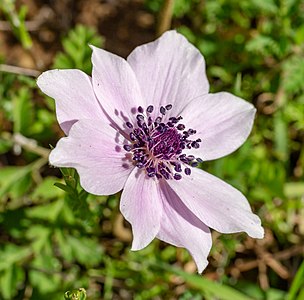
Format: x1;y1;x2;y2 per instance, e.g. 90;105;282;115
156;0;175;37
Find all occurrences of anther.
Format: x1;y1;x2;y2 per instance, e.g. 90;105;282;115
123;145;132;152
136;115;144;122
129;132;136;141
136;162;144;168
147;105;154;113
160;106;166;115
155;117;162;124
177;124;185;131
191;141;200;149
174;164;182;172
174;173;182;180
185;168;191;175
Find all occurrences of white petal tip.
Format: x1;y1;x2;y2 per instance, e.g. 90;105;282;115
48;149;58;167
131;238;149;251
88;44;95;51
130;244;144;251
130;235;155;251
248;226;265;239
196;260;209;274
36;71;49;88
49;144;67;168
257;227;265;239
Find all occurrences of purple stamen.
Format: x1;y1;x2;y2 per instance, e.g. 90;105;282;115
123;104;202;181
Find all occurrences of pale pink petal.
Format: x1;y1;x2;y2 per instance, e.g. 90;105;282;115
157;182;212;273
49;119;133;195
181;92;256;161
120;170;162;250
127;30;209;120
168;168;264;239
37;69;107;134
91;46;145;130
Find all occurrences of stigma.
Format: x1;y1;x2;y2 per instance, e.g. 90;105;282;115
123;104;202;180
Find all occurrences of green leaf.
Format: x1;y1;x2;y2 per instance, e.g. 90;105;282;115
0;165;32;200
13;87;33;135
282;55;304;94
0;244;32;273
0;1;32;49
274;111;288;161
29;269;61;294
287;260;304;300
26;198;64;222
53;24;103;73
0;138;12;154
284;182;304;198
67;236;103;267
246;35;281;57
26;225;52;254
0;264;25;299
153;262;253;300
250;0;278;14
54;182;78;198
31;177;64;202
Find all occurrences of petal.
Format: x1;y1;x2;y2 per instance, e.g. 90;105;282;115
37;69;107;134
181;92;256;161
120;170;162;250
127;30;209;119
157;181;212;273
91;46;145;130
49;119;133;195
168;168;264;239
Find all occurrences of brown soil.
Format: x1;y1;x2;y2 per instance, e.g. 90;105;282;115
0;0;156;70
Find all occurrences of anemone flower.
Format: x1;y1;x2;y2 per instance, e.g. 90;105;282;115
37;30;264;272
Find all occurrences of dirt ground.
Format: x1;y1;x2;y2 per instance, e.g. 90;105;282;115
0;0;156;71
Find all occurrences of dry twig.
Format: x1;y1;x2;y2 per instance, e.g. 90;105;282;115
0;64;40;77
156;0;174;37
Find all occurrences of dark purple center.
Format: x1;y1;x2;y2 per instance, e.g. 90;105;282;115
123;104;202;180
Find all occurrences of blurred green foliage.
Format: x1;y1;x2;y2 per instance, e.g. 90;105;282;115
0;0;32;49
53;25;104;74
0;0;303;299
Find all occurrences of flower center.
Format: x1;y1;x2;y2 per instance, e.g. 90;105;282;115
123;105;202;180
